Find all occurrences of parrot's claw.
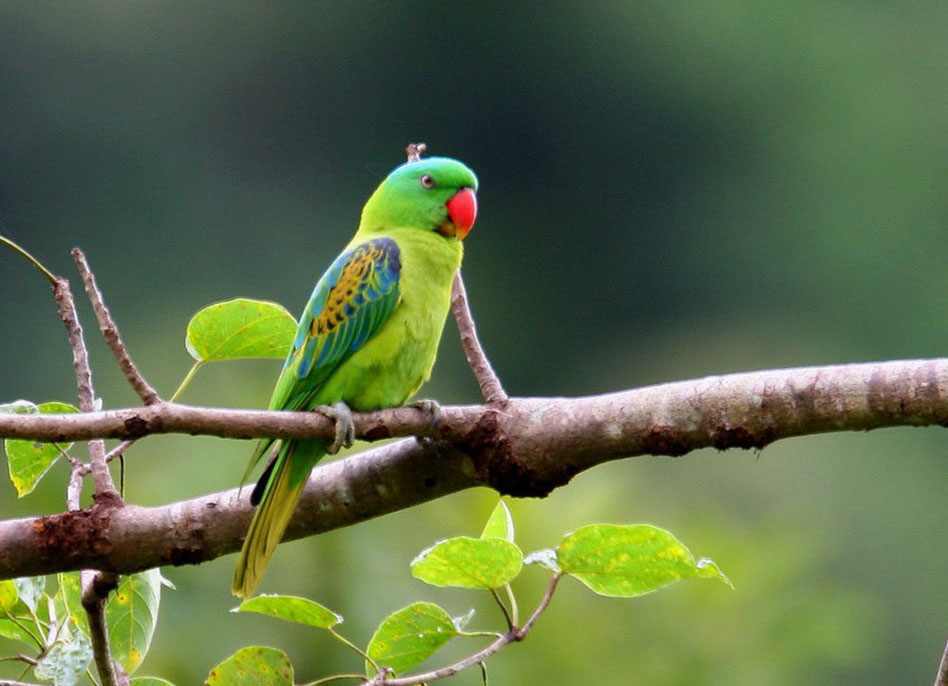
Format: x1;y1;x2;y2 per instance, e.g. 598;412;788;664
315;401;355;454
409;398;443;433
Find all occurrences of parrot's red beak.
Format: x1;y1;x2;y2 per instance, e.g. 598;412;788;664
439;187;477;240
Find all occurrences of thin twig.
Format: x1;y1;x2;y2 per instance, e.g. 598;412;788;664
0;655;37;666
0;679;44;686
81;573;121;686
514;573;560;639
104;441;134;464
43;248;125;686
934;639;948;686
451;272;508;406
71;249;161;406
405;142;427;163
66;463;84;511
367;574;561;686
52;277;119;502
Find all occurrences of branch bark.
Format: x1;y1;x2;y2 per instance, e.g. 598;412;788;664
0;358;945;579
71;248;161;406
935;639;948;686
52;277;118;502
451;272;508;406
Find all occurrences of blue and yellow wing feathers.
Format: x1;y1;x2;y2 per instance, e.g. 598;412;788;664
245;238;401;471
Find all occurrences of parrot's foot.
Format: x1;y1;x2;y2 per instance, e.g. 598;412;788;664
315;401;355;454
409;398;443;433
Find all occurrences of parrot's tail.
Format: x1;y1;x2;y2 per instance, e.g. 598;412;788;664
232;439;323;598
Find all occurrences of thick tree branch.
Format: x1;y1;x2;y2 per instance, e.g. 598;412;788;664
71;248;161;406
0;358;945;579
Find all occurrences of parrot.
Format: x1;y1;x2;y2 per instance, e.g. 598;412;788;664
232;154;479;598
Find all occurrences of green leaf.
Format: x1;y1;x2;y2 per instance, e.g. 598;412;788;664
0;579;17;610
131;678;176;686
59;569;167;672
186;298;297;362
57;573;87;635
5;401;78;497
411;537;523;590
0;617;34;644
106;569;163;674
0;399;38;414
205;646;294;686
365;602;458;676
233;594;342;629
34;627;92;686
556;524;733;598
480;500;514;542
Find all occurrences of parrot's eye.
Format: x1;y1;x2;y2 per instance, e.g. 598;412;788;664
419;174;436;189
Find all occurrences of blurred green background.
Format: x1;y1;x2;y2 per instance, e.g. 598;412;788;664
1;2;946;684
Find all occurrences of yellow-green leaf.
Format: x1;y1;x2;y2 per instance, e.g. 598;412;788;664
365;602;458;676
205;646;293;686
0;580;17;611
411;536;523;590
106;569;163;674
185;298;297;362
480;499;514;542
233;594;342;629
5;401;78;497
57;572;87;635
131;678;176;686
557;524;733;598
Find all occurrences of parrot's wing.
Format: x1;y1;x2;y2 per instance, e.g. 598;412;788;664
244;237;401;476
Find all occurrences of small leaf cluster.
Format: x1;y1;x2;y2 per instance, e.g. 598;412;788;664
0;571;172;686
202;500;731;685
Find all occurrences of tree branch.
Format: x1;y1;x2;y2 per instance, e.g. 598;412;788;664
365;574;561;685
71;248;161;406
47;252;125;686
451;272;508;406
0;358;945;579
81;572;122;686
935;639;948;686
51;277;118;502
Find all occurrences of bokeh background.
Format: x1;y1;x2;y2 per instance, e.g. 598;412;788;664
1;2;946;684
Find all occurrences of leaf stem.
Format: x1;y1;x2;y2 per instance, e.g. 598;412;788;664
488;589;513;631
457;631;504;640
0;234;57;285
299;674;369;686
169;361;203;402
503;584;519;628
329;627;380;674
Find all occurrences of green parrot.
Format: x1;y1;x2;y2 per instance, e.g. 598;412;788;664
232;155;479;598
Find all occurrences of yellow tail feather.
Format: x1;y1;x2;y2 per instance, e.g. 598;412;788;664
231;451;306;598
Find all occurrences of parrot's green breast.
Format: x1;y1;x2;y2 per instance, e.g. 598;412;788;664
311;226;462;411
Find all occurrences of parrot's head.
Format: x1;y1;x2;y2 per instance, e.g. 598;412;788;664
361;157;479;240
